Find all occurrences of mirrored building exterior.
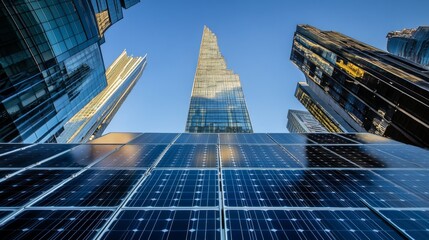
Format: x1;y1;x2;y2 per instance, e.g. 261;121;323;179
56;50;146;143
290;25;429;148
0;132;427;239
185;26;253;133
287;109;327;133
0;0;140;143
387;26;429;69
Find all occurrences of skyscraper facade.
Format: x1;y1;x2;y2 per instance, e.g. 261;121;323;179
290;25;429;147
0;0;139;143
185;26;253;133
295;81;365;133
387;26;429;68
56;50;146;143
287;109;327;133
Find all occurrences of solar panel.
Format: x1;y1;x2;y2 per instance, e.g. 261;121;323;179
0;211;12;221
90;132;142;144
0;169;77;207
0;144;77;168
157;145;218;168
375;170;429;201
282;145;357;168
220;145;302;168
326;145;421;168
127;170;218;207
175;133;218;144
268;133;315;144
0;210;112;240
0;170;18;179
102;210;220;240
36;144;119;168
223;169;429;208
34;170;145;207
378;210;429;239
303;133;357;144
226;210;403;239
219;133;274;144
129;133;179;144
94;145;167;168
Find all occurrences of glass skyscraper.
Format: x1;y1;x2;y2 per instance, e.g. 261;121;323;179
0;132;427;239
387;26;429;69
185;26;253;133
287;109;327;133
55;50;146;143
0;0;140;143
290;25;429;147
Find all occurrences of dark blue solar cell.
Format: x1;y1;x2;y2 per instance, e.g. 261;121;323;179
0;170;18;179
223;170;429;208
283;145;357;168
0;210;112;240
129;133;179;144
34;170;145;207
220;145;302;168
268;133;316;144
370;145;429;168
326;145;421;168
0;144;30;155
90;132;142;144
219;134;274;144
175;133;218;144
338;133;399;144
303;133;357;144
102;210;220;240
0;169;77;207
157;145;218;168
127;170;218;207
37;144;120;168
0;144;77;168
226;210;402;240
0;211;12;221
375;170;429;201
94;145;167;168
378;210;429;239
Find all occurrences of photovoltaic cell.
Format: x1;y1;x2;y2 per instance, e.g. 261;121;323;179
0;144;28;155
0;211;12;220
37;144;120;168
219;133;274;144
102;210;220;240
223;170;429;208
268;133;315;144
378;210;429;239
0;144;77;168
369;145;429;168
282;145;357;168
303;133;357;144
94;145;167;168
127;170;218;207
0;169;77;207
174;133;218;144
326;145;421;168
90;132;142;144
226;210;402;240
0;210;112;240
0;170;18;179
220;145;302;168
157;145;218;168
35;170;145;207
129;133;179;144
375;170;429;200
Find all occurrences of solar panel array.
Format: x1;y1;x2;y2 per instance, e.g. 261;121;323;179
0;132;427;239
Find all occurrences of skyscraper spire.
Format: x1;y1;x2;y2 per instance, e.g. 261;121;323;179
185;26;253;133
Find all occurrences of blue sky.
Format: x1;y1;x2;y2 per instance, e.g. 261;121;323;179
102;0;428;133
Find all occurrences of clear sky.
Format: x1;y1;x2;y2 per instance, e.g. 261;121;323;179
102;0;428;134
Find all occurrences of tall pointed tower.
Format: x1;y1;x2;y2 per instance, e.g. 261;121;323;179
185;26;253;133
